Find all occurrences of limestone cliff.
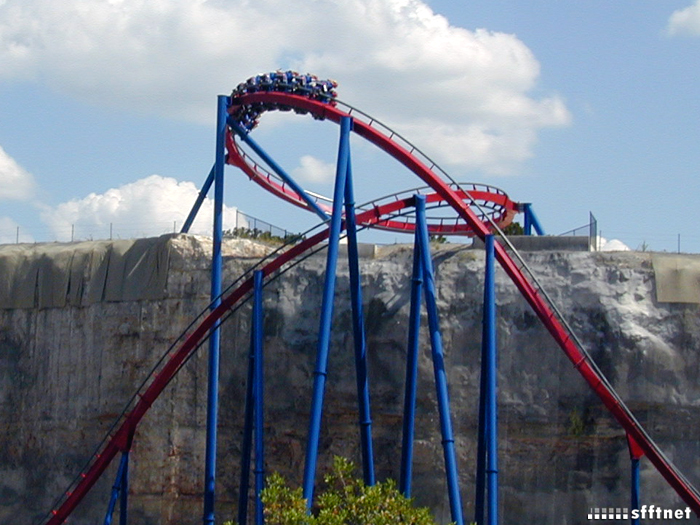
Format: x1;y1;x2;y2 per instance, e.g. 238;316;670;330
1;234;699;525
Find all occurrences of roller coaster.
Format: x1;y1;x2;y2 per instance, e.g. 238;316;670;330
39;72;700;524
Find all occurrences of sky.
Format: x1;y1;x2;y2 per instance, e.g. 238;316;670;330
0;0;699;252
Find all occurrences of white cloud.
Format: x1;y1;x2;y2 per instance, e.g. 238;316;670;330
0;0;569;174
598;237;631;252
0;145;35;200
667;1;700;37
39;174;242;241
292;155;335;184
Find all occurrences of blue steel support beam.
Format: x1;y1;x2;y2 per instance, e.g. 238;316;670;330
415;195;465;525
523;204;531;236
237;298;258;525
522;203;545;236
631;458;640;525
181;165;216;234
253;270;266;525
484;235;499;525
400;224;423;498
203;95;228;525
343;136;376;487
228;120;329;222
475;314;488;525
103;452;128;525
119;451;129;525
302;116;352;508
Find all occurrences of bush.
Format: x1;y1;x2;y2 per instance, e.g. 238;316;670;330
501;221;523;236
232;457;444;525
223;227;304;246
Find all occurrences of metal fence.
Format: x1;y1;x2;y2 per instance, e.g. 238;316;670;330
557;212;598;250
226;210;297;241
0;209;296;246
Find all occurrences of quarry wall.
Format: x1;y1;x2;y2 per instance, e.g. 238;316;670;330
1;234;699;525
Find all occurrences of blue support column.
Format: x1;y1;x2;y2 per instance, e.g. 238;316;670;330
400;226;423;497
522;203;545;236
302;116;352;508
181;165;216;233
475;235;499;525
523;204;532;236
103;452;129;525
474;335;488;524
203;94;229;525
253;270;266;525
228;119;329;221
343;136;376;487
237;297;258;525
415;195;465;525
631;458;640;525
483;235;499;525
119;450;129;525
627;434;643;525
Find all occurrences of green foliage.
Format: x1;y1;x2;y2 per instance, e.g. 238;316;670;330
249;457;443;525
260;472;310;525
223;226;304;246
502;221;524;236
429;235;447;244
568;408;586;436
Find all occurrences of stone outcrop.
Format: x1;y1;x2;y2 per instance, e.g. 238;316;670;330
1;234;699;524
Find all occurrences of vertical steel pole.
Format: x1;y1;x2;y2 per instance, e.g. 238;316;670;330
626;434;643;525
484;234;499;525
523;203;545;236
302;116;351;508
415;195;464;525
631;458;640;525
523;203;532;236
343;126;376;487
119;450;129;525
253;270;266;525
203;95;228;525
103;452;128;525
474;318;488;525
237;303;258;525
400;221;423;497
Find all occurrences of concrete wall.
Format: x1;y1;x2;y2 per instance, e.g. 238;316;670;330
1;235;699;524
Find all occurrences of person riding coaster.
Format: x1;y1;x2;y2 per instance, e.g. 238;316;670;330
229;71;339;129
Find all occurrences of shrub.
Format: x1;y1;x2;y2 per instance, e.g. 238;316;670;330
502;221;524;236
231;456;444;525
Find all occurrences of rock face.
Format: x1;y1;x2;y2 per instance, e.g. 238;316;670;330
1;234;699;525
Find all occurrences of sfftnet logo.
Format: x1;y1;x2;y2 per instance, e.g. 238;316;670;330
588;506;692;520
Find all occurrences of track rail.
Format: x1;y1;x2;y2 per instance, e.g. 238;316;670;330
45;88;700;522
229;91;700;512
225;114;517;235
43;196;436;524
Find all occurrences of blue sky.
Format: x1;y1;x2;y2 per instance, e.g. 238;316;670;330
0;0;699;252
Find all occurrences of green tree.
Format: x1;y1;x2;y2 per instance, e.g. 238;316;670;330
234;457;445;525
502;221;523;236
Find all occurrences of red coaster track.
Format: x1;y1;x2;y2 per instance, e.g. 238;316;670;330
43;83;700;523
